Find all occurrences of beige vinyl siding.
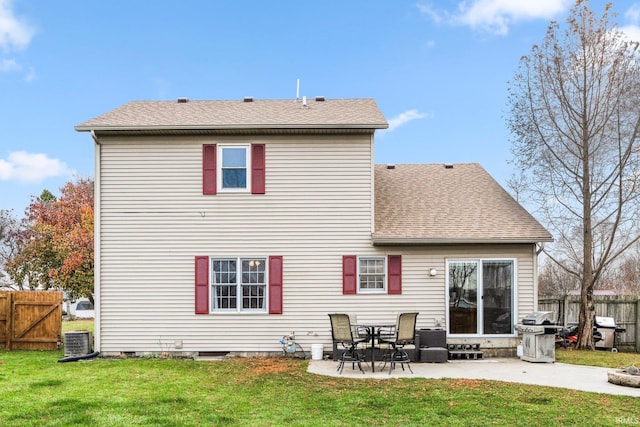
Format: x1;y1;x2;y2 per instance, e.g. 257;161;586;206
98;134;375;353
97;134;539;354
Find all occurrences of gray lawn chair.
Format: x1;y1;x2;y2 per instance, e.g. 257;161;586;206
379;312;418;374
328;313;366;374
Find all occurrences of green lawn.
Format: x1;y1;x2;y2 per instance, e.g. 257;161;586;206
1;344;639;426
556;347;640;369
62;319;94;335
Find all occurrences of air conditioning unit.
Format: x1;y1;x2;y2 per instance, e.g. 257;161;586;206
64;331;93;356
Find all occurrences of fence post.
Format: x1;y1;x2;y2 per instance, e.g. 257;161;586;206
6;292;13;350
636;298;640;354
563;295;569;326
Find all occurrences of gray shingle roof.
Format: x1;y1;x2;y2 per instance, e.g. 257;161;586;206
373;163;552;244
75;98;388;131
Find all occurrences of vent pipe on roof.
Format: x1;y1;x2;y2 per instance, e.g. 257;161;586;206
302;96;307;108
177;97;189;103
243;96;254;102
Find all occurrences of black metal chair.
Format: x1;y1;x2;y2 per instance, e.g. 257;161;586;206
379;312;418;374
328;313;366;374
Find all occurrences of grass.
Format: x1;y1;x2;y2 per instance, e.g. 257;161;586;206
62;319;94;335
556;347;640;369
0;345;639;426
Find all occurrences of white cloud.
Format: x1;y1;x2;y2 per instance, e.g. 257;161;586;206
0;0;35;51
22;65;35;81
0;57;18;71
0;1;36;81
380;109;431;135
416;3;444;24
0;151;72;183
619;24;640;42
625;4;640;24
418;0;572;36
621;4;640;42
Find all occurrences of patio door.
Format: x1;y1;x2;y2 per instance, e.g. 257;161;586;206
447;259;514;336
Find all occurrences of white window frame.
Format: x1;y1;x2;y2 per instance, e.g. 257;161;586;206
445;258;517;337
210;257;267;313
217;144;251;193
358;256;387;294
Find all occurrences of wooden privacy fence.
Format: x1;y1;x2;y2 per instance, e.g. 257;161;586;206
0;291;63;350
539;295;640;352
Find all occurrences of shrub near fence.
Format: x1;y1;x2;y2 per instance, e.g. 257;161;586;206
0;291;63;350
539;295;640;352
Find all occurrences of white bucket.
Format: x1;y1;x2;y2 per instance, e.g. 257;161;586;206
311;344;324;360
516;344;523;358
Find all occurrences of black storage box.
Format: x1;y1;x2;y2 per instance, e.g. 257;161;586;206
417;329;448;363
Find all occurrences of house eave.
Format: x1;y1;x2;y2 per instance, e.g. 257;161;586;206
371;236;554;246
74;124;388;133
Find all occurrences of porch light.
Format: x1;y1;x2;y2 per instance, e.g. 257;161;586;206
429;268;437;277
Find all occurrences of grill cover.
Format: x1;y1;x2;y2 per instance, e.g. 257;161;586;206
595;316;616;328
522;311;554;325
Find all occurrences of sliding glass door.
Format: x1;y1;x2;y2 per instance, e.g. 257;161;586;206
447;259;514;336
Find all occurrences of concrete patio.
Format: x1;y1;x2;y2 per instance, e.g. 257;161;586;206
307;358;640;397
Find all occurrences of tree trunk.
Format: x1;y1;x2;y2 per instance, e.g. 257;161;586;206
578;102;595;350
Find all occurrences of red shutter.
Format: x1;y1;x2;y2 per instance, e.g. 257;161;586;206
251;144;265;194
388;255;402;294
342;255;357;294
195;256;209;314
269;256;283;314
202;144;217;195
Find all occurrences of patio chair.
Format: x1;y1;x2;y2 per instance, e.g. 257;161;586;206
328;313;366;374
379;312;418;374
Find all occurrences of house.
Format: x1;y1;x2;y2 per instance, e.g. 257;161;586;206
75;97;552;357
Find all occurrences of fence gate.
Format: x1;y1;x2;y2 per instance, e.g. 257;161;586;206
0;291;63;350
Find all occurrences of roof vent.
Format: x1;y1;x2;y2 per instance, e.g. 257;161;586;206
177;97;189;103
387;164;396;169
243;96;254;102
444;163;454;169
315;96;325;102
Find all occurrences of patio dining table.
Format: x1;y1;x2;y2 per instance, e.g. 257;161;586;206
353;322;396;372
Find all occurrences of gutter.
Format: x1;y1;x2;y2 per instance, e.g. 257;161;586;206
75;123;389;132
372;237;555;245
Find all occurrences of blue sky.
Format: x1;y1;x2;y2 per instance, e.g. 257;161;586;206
2;0;640;214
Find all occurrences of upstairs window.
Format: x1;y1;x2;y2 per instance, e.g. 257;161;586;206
203;144;265;195
219;146;250;191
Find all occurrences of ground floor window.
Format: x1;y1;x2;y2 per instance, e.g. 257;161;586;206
359;257;386;292
447;259;515;335
212;257;266;312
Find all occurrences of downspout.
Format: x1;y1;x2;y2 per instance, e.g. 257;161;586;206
533;242;544;314
90;130;101;353
370;132;375;236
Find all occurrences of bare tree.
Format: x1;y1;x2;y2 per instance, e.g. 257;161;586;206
538;259;580;296
0;210;20;266
601;244;640;295
507;1;640;349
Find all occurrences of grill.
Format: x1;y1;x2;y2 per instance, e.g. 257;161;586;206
594;316;626;352
516;311;556;363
